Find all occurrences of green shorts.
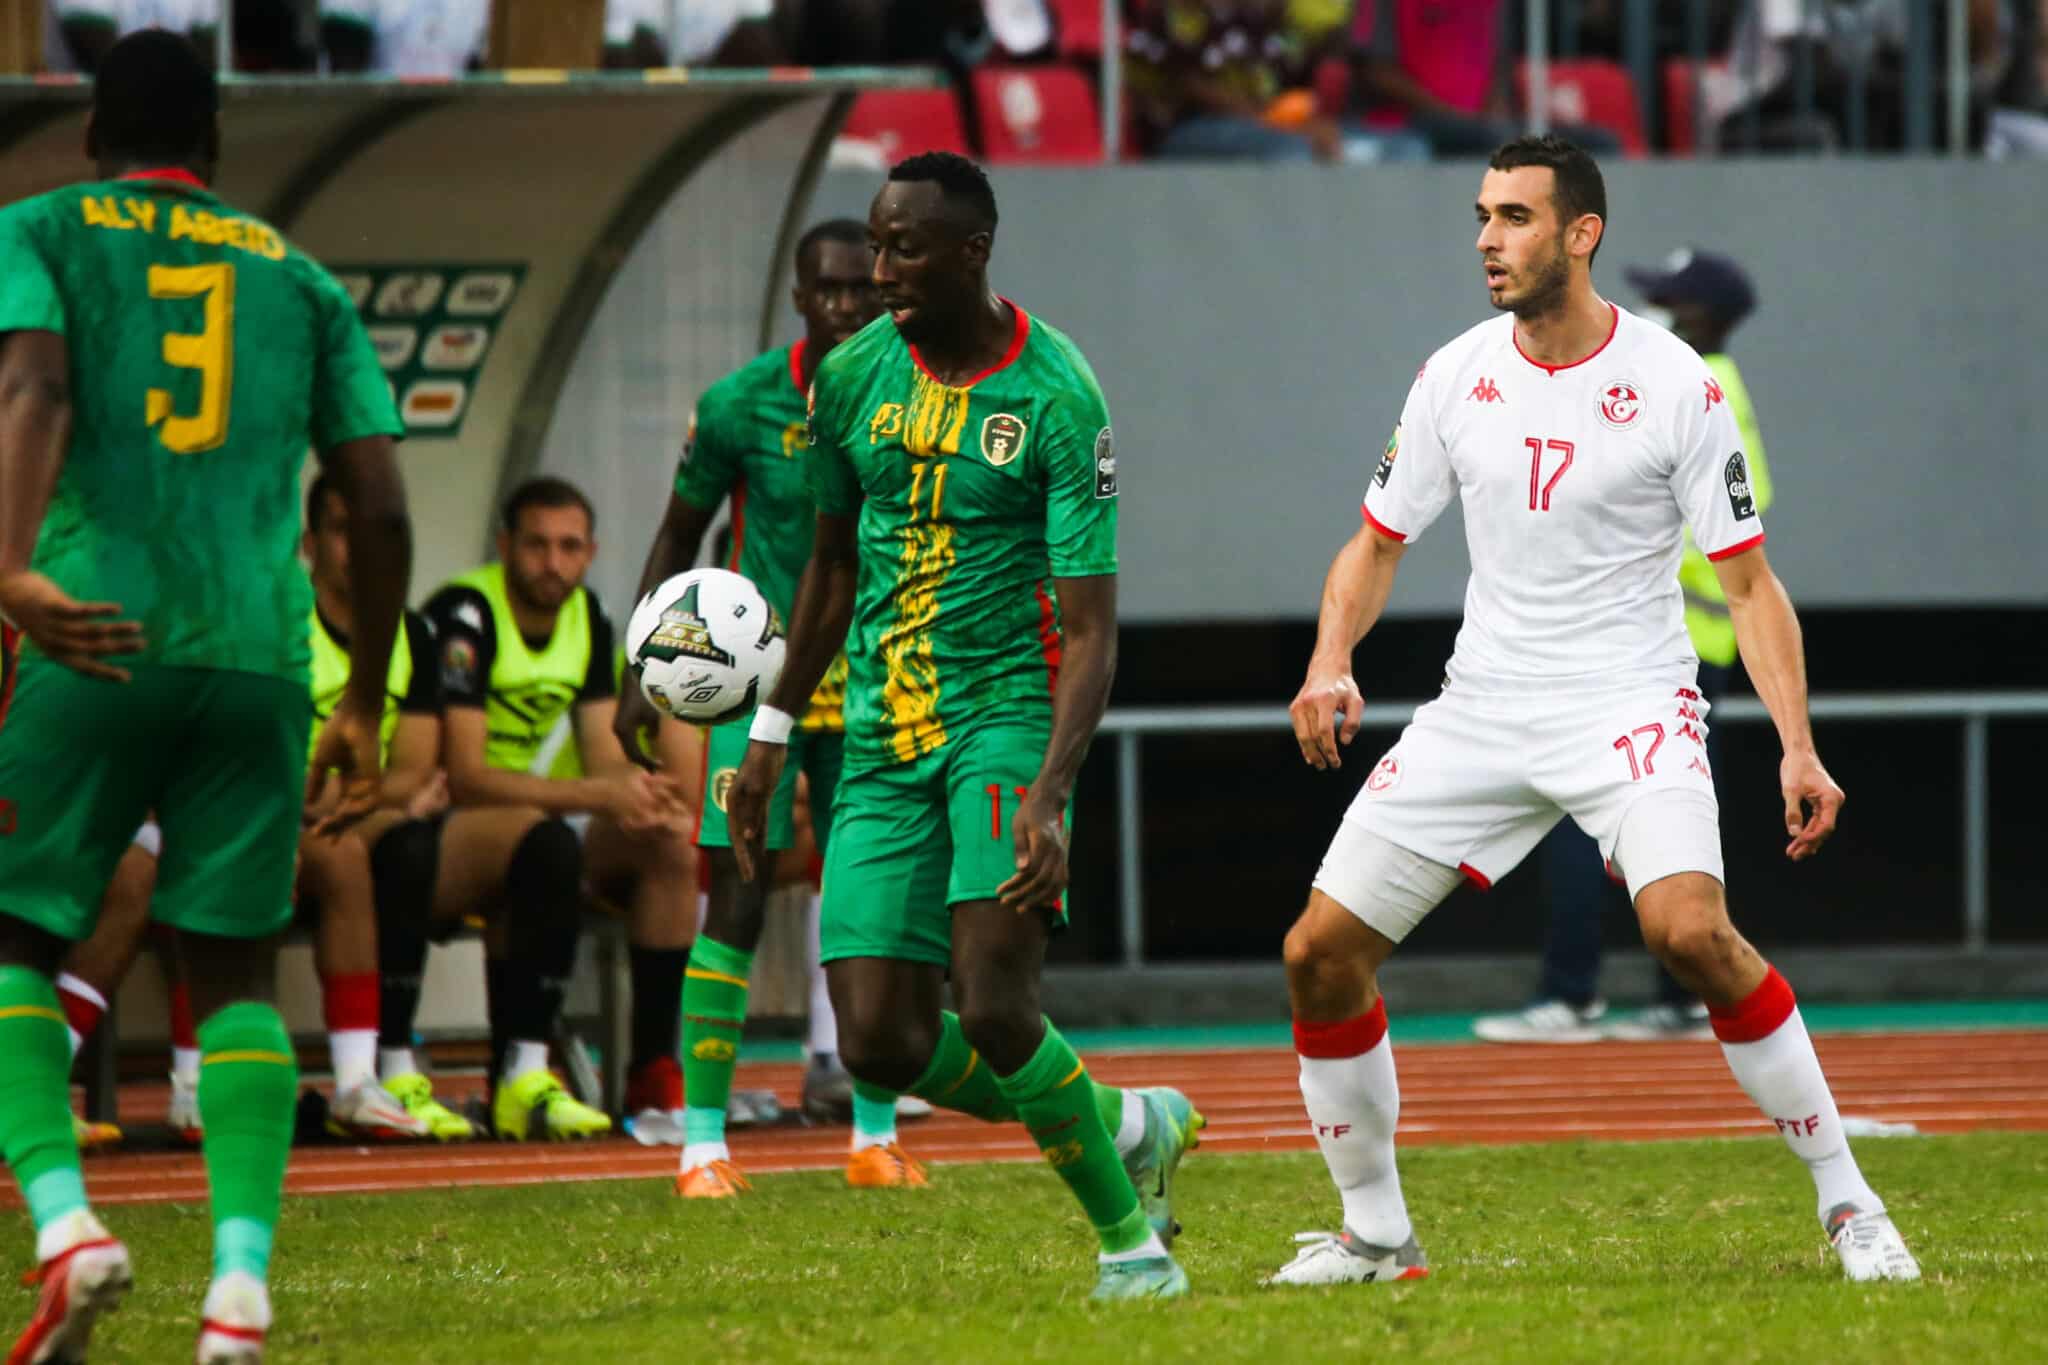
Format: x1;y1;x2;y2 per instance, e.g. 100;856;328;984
696;723;844;855
819;719;1065;968
0;654;308;942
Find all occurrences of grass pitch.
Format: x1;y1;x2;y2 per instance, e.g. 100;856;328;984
20;1131;2047;1363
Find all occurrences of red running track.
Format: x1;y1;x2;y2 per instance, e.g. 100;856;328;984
22;1030;2048;1207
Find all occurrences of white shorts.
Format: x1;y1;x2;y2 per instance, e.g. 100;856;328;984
1314;676;1724;939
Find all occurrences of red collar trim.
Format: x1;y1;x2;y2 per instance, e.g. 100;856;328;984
787;338;808;394
1513;302;1619;376
908;300;1030;389
118;167;206;188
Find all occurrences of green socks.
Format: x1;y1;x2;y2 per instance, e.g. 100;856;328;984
198;1001;298;1282
993;1021;1152;1256
681;937;752;1146
0;967;88;1238
908;1011;1018;1123
851;1081;901;1145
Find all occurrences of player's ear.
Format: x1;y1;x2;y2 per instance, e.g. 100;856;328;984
961;230;993;271
1572;213;1604;263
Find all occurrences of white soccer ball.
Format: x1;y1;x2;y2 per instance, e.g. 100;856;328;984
625;568;785;725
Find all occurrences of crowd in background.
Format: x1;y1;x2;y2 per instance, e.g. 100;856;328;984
39;2;2048;159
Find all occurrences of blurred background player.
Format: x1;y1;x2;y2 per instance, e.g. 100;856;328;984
1475;247;1773;1044
618;218;929;1196
427;477;695;1141
726;154;1201;1300
0;28;412;1361
320;0;487;77
1274;135;1915;1288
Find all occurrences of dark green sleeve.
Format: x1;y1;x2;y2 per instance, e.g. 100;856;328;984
308;263;403;451
0;204;65;336
1041;366;1118;578
672;390;741;510
803;369;863;516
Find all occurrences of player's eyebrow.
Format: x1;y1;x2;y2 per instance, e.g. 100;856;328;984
1477;200;1534;218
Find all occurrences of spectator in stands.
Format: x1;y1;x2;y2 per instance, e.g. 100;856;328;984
1987;0;2048;154
322;0;485;77
1344;0;1623;156
56;4;308;82
603;0;789;68
1127;0;1426;161
1475;248;1772;1045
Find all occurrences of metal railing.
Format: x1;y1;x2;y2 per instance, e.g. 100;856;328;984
1100;690;2047;967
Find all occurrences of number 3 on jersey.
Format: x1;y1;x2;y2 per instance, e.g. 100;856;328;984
146;262;235;454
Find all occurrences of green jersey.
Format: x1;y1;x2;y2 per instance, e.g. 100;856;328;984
805;305;1118;770
0;175;402;683
673;339;848;732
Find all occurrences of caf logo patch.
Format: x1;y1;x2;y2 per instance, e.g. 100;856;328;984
1093;427;1117;499
1374;425;1401;488
981;412;1027;466
1724;451;1756;520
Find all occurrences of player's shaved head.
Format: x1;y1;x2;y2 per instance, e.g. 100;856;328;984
795;218;868;283
88;29;219;174
886;152;998;240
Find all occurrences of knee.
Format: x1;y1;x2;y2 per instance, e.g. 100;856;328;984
1283;904;1376;1017
1283;911;1346;992
369;819;439;908
510;818;582;902
836;1008;931;1093
1641;890;1739;973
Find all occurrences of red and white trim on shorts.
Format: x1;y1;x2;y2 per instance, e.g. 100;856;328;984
1294;997;1389;1058
1707;532;1766;562
1707;965;1796;1043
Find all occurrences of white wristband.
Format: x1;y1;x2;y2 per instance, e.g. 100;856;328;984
748;704;797;745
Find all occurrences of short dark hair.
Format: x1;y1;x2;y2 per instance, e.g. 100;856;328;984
1490;134;1607;263
92;29;218;167
502;476;595;536
796;218;869;279
887;151;998;236
305;471;341;531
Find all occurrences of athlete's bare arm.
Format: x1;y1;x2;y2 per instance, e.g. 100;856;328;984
0;329;143;679
1713;542;1842;862
1290;521;1409;771
443;705;639;818
380;714;444;815
1000;573;1116;909
727;508;859;882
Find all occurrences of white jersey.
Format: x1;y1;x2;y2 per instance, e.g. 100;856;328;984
1362;302;1763;694
322;0;487;77
59;0;216;34
605;0;772;64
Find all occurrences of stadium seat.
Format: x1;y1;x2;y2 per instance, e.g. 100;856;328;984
1662;58;1730;156
971;65;1103;164
1515;59;1648;157
1313;56;1350;117
1048;0;1102;59
836;90;974;165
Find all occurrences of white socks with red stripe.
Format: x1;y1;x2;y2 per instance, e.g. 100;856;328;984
1295;998;1414;1249
1711;966;1881;1221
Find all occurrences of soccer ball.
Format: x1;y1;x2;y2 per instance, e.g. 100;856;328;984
625;568;785;725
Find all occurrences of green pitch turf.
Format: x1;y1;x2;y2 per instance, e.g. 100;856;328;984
23;1132;2047;1363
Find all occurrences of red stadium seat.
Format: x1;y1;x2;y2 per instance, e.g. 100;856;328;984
837;90;973;164
971;66;1103;164
1313;55;1350;117
1662;58;1729;156
1515;59;1648;157
1048;0;1103;59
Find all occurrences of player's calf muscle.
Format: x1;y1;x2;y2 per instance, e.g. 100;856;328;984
1283;896;1386;1021
1635;874;1763;1003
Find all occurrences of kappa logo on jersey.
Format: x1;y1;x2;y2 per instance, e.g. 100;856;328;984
1724;451;1757;520
981;413;1027;467
1373;425;1400;488
1467;377;1504;404
1704;378;1725;411
1093;427;1117;499
1598;379;1645;431
1366;755;1402;793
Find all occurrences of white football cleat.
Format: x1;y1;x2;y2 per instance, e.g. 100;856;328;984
195;1271;270;1363
168;1070;203;1143
1264;1228;1430;1286
1471;999;1607;1043
1826;1203;1921;1282
9;1209;132;1365
325;1080;431;1141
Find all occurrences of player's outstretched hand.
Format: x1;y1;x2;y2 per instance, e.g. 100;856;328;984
306;700;384;835
608;769;690;836
1000;789;1069;911
1780;749;1844;861
0;570;145;682
1289;666;1365;770
727;739;789;883
613;671;663;772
